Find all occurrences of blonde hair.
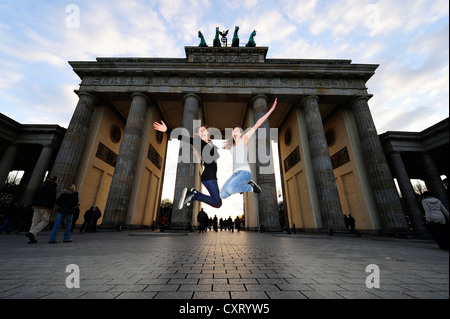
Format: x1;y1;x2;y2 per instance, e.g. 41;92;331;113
68;184;76;192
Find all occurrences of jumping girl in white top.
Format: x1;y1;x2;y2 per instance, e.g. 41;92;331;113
220;98;278;199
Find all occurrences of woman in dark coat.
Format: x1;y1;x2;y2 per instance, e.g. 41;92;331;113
48;184;79;243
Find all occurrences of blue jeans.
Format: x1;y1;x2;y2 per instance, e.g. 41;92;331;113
49;213;73;242
220;170;252;199
193;179;222;208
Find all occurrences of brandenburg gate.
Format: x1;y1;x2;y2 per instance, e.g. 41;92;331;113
47;45;410;234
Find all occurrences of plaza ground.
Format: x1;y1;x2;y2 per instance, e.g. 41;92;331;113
0;229;448;300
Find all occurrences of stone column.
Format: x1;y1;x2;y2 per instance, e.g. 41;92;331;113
20;145;55;206
350;96;408;233
170;93;201;230
0;144;18;188
301;95;346;232
102;93;150;227
49;92;97;193
421;151;449;210
251;95;280;230
387;151;425;231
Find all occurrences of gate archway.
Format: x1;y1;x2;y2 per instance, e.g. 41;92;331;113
47;46;410;234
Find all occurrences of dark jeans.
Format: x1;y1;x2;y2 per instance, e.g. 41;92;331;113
193;179;222;208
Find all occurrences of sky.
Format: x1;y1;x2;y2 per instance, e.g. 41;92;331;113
1;0;449;219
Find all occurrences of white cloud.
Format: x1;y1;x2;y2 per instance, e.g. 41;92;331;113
0;69;23;89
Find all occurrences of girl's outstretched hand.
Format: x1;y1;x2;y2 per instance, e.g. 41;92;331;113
153;120;167;132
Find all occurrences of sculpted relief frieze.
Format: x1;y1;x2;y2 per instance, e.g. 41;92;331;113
83;75;366;91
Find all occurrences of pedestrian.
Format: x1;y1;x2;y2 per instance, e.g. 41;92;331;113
219;217;224;231
159;214;167;232
213;215;218;232
79;206;94;233
70;204;80;232
26;176;58;244
235;216;241;232
422;191;449;250
90;207;102;232
343;214;350;230
48;184;79;243
154;121;222;210
348;214;356;233
443;178;450;202
197;208;208;233
220;98;277;199
227;216;234;232
0;202;16;234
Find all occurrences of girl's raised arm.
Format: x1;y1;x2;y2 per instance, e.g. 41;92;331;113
243;98;277;144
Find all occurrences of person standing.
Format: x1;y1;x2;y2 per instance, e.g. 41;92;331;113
213;215;218;232
422;191;449;250
235;216;241;232
159;214;167;232
197;208;208;233
48;184;79;243
227;216;234;232
26;176;58;244
90;207;102;232
79;207;94;233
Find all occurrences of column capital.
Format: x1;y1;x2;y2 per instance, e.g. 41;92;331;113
250;94;268;104
183;93;201;103
300;95;319;105
131;92;150;102
350;94;373;104
76;91;98;102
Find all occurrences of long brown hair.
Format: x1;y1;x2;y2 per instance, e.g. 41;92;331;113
223;126;244;150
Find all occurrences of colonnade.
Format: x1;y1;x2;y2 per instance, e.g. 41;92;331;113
1;90;420;234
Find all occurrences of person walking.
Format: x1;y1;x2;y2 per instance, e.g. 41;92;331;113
26;176;58;244
220;98;277;199
48;184;79;243
422;191;449;249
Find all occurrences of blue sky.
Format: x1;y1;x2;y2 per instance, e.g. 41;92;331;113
1;0;448;219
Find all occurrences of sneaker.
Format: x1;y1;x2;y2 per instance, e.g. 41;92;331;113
178;187;197;209
48;241;57;244
184;188;197;207
63;239;72;243
248;180;261;193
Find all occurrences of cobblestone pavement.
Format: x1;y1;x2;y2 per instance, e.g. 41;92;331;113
0;229;448;300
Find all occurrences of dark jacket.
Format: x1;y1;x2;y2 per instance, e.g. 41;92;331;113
56;190;79;215
32;180;58;209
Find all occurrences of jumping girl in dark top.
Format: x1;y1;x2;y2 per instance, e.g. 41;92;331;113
153;121;222;210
